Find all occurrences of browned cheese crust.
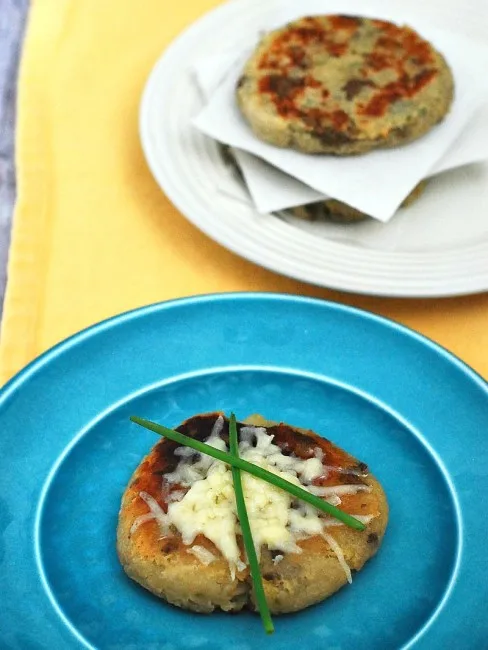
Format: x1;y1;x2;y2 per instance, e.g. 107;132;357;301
236;15;454;154
117;413;388;614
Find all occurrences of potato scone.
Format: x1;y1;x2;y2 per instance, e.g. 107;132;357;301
117;413;388;614
291;180;427;222
236;15;454;154
221;144;426;223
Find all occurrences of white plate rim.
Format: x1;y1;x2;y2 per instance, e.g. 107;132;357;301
139;0;488;298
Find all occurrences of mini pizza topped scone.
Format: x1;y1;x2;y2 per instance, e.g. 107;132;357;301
117;413;388;614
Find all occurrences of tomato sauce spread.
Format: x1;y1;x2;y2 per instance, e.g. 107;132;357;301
254;15;439;123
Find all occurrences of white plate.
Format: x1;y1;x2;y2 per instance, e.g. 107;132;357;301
140;0;488;297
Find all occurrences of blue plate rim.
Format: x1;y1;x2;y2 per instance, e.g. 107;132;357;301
1;291;486;401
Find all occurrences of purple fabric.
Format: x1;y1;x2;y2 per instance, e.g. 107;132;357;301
0;0;29;316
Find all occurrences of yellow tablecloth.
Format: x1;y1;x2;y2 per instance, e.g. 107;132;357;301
1;0;487;385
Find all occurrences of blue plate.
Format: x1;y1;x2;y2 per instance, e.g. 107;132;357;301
1;293;487;650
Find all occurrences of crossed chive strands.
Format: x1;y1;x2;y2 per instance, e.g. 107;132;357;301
228;413;274;634
130;414;366;634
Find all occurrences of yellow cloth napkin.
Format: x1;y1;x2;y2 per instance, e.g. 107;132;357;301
1;0;487;384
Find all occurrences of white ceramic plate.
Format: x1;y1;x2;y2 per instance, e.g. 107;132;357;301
139;0;488;297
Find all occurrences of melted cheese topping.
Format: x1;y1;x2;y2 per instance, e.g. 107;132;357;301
136;417;373;580
165;420;335;571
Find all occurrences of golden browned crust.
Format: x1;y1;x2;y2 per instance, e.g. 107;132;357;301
117;413;388;614
236;15;454;154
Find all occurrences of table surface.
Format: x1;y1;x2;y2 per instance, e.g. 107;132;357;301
0;0;486;388
0;0;29;317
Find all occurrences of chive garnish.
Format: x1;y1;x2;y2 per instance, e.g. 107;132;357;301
229;413;274;634
129;416;366;531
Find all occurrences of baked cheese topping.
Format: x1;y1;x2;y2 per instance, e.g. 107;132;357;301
134;416;373;579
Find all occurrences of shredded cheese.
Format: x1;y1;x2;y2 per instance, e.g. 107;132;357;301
322;514;375;527
187;545;217;566
130;512;156;535
138;490;170;535
314;484;372;497
135;417;375;582
322;531;352;584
